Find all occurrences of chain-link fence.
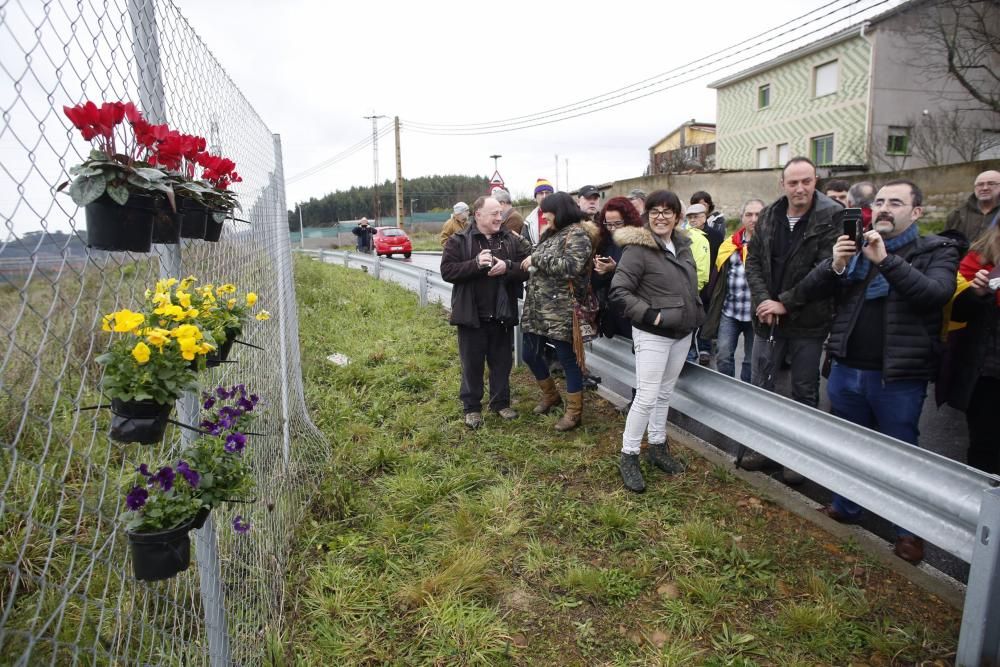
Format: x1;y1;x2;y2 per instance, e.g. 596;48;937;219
0;1;328;664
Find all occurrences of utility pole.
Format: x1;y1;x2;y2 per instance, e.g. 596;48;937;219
363;112;388;221
565;157;569;191
554;154;559;191
394;116;403;228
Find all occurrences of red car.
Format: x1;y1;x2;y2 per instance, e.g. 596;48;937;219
373;226;412;258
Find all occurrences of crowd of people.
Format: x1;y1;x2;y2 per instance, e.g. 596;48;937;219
437;162;1000;565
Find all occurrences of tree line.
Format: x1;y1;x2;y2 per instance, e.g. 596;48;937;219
287;175;499;230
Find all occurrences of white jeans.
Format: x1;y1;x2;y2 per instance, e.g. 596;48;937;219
621;329;692;454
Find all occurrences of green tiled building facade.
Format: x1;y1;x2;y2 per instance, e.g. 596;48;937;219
712;34;871;171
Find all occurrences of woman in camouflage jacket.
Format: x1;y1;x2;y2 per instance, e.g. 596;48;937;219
520;192;601;431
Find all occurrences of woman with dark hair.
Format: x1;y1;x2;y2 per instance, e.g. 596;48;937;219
942;221;1000;473
520;191;601;431
593;196;643;340
610;190;704;492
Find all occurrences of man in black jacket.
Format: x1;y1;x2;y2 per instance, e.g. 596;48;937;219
742;157;842;481
441;196;531;429
800;179;964;564
351;218;376;253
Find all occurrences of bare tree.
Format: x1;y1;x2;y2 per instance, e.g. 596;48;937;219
914;0;1000;116
908;109;1000;165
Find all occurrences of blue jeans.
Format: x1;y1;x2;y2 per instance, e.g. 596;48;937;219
826;361;927;535
522;332;583;392
716;315;754;382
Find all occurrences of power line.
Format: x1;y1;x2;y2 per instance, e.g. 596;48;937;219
401;0;891;135
285;124;393;184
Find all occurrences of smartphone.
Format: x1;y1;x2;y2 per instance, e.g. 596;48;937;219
841;208;863;250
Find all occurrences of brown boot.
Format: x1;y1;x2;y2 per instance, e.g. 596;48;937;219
534;377;562;415
554;392;583;431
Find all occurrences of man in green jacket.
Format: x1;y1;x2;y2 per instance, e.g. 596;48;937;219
945;169;1000;244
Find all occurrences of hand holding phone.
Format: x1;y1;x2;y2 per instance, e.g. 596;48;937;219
841;208;863;251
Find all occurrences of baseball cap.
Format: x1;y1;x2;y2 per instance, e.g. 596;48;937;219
628;188;647;200
453;202;470;215
686;203;707;216
579;185;600;198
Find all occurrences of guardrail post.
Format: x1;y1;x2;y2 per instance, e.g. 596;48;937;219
320;250;328;263
373;256;381;279
419;271;428;307
957;486;1000;666
343;253;350;268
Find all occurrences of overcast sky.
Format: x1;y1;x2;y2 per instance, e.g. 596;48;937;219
170;0;901;212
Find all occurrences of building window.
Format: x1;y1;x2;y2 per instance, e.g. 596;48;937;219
813;60;838;97
756;147;770;169
758;84;770;109
777;142;790;166
887;126;910;155
811;134;834;165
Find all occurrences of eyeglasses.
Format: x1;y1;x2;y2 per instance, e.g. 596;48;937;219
648;209;673;219
603;220;624;229
975;181;1000;188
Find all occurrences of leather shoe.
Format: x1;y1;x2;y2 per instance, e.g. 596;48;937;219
464;412;483;429
893;535;924;563
818;504;859;524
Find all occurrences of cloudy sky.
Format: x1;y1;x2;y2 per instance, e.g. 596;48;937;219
169;0;902;212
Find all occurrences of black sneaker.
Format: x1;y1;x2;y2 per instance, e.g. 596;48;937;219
619;453;646;493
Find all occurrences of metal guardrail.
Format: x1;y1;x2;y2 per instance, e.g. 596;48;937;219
302;248;1000;666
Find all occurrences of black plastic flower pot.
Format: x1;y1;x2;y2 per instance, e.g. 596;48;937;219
205;327;240;368
177;199;208;239
151;207;180;245
84;194;156;253
204;211;227;242
191;506;211;530
109;398;173;444
127;518;194;581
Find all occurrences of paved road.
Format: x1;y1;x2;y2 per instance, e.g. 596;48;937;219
384;249;978;581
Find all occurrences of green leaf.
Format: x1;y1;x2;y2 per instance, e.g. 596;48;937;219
133;167;167;181
68;174;106;206
106;182;130;206
69;164;103;177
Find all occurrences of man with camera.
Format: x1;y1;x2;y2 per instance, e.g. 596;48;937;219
799;179;965;563
441;196;532;429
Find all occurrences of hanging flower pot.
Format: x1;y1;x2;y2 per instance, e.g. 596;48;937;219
205;326;241;368
191;506;211;530
127;518;193;581
177;197;208;240
84;194;157;253
109;398;173;444
151;206;180;245
204;210;227;242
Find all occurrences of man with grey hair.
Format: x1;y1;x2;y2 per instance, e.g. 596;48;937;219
628;188;646;215
493;188;525;236
847;181;875;208
946;169;1000;243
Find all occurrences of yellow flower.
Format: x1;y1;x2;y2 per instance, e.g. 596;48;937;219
103;309;145;333
179;275;198;290
255;310;271;321
185;308;199;320
131;341;151;364
246;292;258;307
145;329;169;349
201;291;217;306
154;303;186;322
171;324;203;340
227;298;237;309
151;291;171;307
176;291;192;308
177;336;200;361
155;278;178;293
198;342;215;354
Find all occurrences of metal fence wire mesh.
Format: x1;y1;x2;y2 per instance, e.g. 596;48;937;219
0;0;329;664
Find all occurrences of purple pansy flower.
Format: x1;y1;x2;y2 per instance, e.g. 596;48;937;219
137;463;153;479
150;466;175;492
232;515;251;534
249;394;259;405
215;386;230;400
125;485;148;511
203;396;216;410
224;432;246;453
237;396;254;412
176;460;200;488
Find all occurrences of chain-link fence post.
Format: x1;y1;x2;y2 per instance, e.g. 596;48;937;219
271;134;291;467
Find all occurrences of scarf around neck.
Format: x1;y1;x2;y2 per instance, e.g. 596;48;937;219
846;223;919;299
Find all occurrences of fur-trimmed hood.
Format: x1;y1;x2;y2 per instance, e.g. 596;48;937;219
612;224;690;251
